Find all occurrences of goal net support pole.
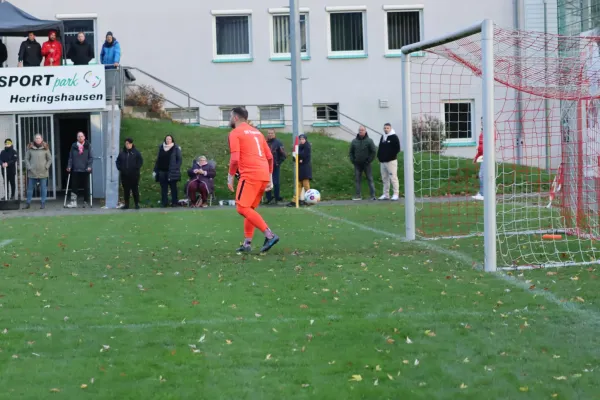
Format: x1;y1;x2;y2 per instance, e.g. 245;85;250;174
401;19;497;272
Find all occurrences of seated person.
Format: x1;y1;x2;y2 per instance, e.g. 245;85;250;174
184;155;216;207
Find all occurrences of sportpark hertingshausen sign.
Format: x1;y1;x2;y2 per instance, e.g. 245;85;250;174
0;65;106;112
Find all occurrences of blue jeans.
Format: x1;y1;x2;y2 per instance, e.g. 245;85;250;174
266;165;281;201
26;178;47;204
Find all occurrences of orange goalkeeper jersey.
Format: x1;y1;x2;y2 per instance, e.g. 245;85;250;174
229;123;273;182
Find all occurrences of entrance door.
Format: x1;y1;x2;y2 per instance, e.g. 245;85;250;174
17;115;57;200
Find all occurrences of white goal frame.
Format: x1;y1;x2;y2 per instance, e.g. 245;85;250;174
400;19;497;272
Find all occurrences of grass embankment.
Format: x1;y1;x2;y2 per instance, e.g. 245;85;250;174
120;118;550;206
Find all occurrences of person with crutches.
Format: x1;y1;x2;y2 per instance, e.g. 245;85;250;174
66;132;93;208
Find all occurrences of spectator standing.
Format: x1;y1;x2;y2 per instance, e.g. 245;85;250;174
116;137;144;210
18;32;42;67
349;126;377;201
100;31;121;69
67;32;94;66
377;123;401;201
287;134;312;207
0;138;18;200
66;132;93;208
41;30;63;67
0;41;7;67
472;118;485;201
153;135;182;207
185;156;216;207
24;134;52;209
265;129;286;204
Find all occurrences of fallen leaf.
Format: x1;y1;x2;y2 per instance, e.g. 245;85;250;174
403;360;409;364
198;334;206;343
349;374;362;382
460;383;468;389
272;328;278;333
255;313;262;318
414;359;420;366
265;354;272;360
301;383;310;388
570;276;579;281
35;291;41;297
386;338;395;344
300;304;309;309
463;358;470;363
374;378;379;386
50;388;60;393
554;376;567;380
575;296;585;303
406;337;413;344
387;373;394;380
375;365;382;371
551;394;558;398
425;330;436;337
225;340;232;345
159;375;166;383
80;384;88;389
547;271;557;276
519;386;528;392
553;354;560;359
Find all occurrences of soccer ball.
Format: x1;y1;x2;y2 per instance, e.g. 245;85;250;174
304;189;321;205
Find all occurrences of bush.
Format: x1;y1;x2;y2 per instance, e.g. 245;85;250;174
125;85;165;114
412;114;446;154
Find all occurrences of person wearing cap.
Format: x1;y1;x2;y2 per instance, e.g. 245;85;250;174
24;134;52;209
100;31;121;69
116;138;144;210
287;134;312;207
41;30;63;67
1;139;18;200
18;32;42;67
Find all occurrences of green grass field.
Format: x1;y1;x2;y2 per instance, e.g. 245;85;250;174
1;203;599;399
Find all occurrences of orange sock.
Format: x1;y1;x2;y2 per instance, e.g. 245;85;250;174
237;205;268;234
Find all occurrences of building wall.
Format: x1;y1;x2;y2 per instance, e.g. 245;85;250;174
5;0;514;151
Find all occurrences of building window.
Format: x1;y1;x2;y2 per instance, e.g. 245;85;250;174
384;7;423;55
326;7;367;58
56;14;97;65
220;107;235;127
258;105;285;126
443;101;474;141
269;10;309;59
212;11;253;62
314;104;339;123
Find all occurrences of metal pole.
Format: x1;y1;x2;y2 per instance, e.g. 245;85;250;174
290;0;304;208
482;19;497;272
401;53;416;241
544;0;551;173
513;0;523;165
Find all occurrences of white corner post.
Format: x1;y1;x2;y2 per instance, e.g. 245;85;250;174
401;52;416;241
481;19;497;272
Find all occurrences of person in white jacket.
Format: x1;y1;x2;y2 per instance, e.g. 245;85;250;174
377;123;401;201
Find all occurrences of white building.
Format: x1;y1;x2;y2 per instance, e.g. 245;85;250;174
2;0;558;161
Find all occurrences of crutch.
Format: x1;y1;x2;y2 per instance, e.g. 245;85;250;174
89;172;93;208
63;173;71;208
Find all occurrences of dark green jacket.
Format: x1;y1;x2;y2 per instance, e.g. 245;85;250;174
349;133;377;166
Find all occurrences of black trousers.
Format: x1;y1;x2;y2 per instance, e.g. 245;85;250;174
158;171;178;206
122;173;140;206
1;168;16;199
72;171;90;202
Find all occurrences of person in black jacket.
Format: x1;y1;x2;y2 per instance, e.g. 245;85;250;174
0;41;7;67
116;137;144;210
377;123;401;201
265;129;286;204
287;134;312;207
67;32;94;66
153;135;182;207
18;32;42;67
66;132;94;208
0;139;18;200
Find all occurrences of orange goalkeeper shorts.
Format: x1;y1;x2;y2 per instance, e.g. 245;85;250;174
236;179;269;208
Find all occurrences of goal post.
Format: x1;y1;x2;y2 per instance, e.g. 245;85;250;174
401;19;497;272
400;19;600;270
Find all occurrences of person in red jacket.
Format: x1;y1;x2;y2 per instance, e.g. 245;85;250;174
41;30;63;67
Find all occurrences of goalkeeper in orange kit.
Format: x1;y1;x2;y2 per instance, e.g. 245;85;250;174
227;107;280;253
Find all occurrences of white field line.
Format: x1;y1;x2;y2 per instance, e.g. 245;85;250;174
11;309;542;333
0;239;14;248
306;208;600;324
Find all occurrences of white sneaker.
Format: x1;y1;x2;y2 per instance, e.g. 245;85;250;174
391;195;400;201
352;197;362;201
378;195;390;200
472;193;484;201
